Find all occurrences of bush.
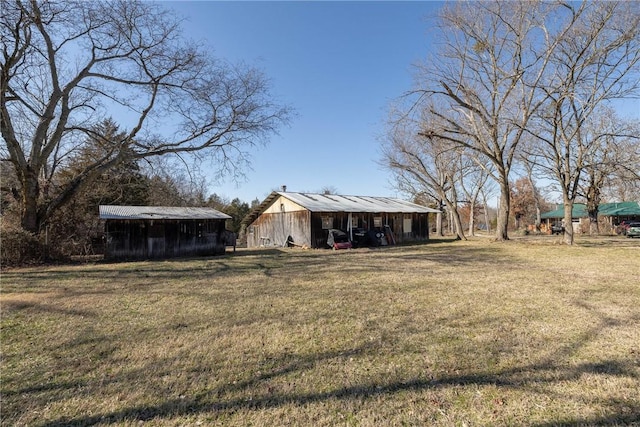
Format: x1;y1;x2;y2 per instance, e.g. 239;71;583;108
0;218;44;267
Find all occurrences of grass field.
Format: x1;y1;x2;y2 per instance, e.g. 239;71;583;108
2;236;639;426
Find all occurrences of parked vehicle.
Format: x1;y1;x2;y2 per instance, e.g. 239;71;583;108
551;222;565;235
617;220;640;236
350;228;369;248
626;222;640;238
327;229;352;250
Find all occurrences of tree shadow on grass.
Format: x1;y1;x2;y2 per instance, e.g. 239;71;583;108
574;236;640;248
1;298;96;317
4;241;637;426
2;240;514;294
530;411;640;427
34;303;640;427
36;355;639;427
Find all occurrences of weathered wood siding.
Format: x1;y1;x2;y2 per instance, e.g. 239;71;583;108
246;210;312;248
247;210;431;249
104;219;227;260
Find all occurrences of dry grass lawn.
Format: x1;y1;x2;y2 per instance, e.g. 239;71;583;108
1;236;639;426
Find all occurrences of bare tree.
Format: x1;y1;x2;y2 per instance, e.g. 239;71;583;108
319;185;339;195
526;2;640;244
601;136;640;202
411;0;559;241
382;111;466;240
392;1;639;245
457;151;493;236
517;143;546;232
479;183;498;234
525;163;544;232
580;110;640;234
1;0;291;235
142;156;210;207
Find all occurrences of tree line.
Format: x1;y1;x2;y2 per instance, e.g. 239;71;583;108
1;0;287;263
1;118;256;263
2;1;640;265
0;1;289;246
381;0;640;244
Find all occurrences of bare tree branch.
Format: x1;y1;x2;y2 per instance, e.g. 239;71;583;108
1;0;291;233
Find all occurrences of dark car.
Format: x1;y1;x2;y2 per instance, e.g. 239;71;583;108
350;227;369;248
626;222;640;238
551;222;565;235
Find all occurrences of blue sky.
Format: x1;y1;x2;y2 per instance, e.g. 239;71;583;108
163;1;639;205
164;1;444;203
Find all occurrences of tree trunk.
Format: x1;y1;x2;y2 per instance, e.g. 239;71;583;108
563;200;575;245
480;189;491;233
445;202;466;240
484;210;491;234
588;210;599;236
468;199;475;237
586;185;600;236
20;170;41;234
526;167;542;232
495;185;510;241
452;209;466;240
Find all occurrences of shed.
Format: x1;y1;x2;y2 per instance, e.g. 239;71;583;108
242;192;441;249
100;205;231;260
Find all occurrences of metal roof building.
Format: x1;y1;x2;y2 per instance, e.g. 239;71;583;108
540;201;640;235
541;202;640;219
243;192;440;249
100;205;231;260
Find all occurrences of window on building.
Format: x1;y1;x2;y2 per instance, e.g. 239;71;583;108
403;215;412;233
374;216;382;228
322;216;333;229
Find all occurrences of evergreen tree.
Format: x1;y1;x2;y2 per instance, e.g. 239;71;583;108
47;119;150;256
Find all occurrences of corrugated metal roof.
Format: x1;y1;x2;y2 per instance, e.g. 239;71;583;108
279;192;441;213
99;205;231;220
241;191;440;227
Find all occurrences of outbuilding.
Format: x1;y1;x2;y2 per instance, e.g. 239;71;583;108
242;191;441;249
100;205;232;260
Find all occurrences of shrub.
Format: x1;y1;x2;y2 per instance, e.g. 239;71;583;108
0;218;44;267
